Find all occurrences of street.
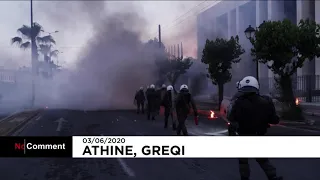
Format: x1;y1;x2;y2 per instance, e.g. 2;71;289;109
0;109;320;180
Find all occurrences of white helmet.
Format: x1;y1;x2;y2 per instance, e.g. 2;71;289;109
180;84;188;90
236;81;240;89
239;76;259;90
167;85;173;91
139;86;143;90
162;84;166;88
150;84;155;89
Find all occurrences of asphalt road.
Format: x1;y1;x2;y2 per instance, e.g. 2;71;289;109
1;109;320;180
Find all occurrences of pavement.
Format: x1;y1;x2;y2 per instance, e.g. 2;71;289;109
195;96;320;117
0;109;320;180
195;99;320;130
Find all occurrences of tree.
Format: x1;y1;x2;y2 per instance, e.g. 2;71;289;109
38;44;59;78
11;22;56;74
155;56;193;89
39;44;59;62
167;57;193;86
249;19;320;120
201;36;245;110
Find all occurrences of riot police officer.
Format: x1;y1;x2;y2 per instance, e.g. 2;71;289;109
134;87;145;114
161;85;177;130
156;84;167;114
228;76;282;180
146;84;158;120
175;84;198;136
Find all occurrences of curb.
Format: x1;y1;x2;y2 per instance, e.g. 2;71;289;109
0;110;21;123
197;100;320;117
0;109;42;136
304;111;320;117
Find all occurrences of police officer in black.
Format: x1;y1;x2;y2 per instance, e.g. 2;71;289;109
134;87;145;114
175;84;197;136
161;85;177;130
228;76;283;180
146;84;158;120
156;84;166;114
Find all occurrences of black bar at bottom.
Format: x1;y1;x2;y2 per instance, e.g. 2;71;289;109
0;137;72;157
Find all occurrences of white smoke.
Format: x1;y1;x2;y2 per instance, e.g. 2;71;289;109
0;1;168;112
32;2;161;110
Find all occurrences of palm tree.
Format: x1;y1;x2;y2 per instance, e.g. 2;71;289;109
38;44;58;62
11;22;56;74
38;44;60;78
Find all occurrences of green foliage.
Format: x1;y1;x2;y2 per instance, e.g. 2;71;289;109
166;57;193;85
250;19;320;76
201;36;245;85
156;57;193;86
11;22;57;57
145;38;192;86
250;19;320;120
11;22;59;78
201;36;244;110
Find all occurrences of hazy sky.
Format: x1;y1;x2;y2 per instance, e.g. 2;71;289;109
0;1;216;69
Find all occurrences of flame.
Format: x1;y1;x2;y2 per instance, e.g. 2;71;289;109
210;110;215;118
295;98;299;106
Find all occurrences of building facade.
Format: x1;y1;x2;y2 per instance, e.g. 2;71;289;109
197;0;320;99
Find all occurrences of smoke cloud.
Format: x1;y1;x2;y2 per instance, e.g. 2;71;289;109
30;1;160;110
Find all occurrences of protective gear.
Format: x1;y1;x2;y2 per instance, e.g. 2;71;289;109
180;84;188;91
260;95;280;125
161;88;177;130
239;76;259;90
228;85;282;180
175;89;197;135
227;91;245;119
156;84;167;115
134;89;145;114
150;84;155;89
139;86;143;90
146;88;158;120
227;77;259;119
167;85;173;91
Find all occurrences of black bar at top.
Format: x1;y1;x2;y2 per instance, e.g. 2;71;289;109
0;137;72;157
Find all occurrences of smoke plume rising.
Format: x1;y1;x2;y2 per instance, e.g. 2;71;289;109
33;1;159;110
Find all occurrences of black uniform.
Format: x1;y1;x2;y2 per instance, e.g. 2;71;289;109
175;89;197;135
156;87;166;114
134;89;145;114
146;88;158;120
161;90;176;130
228;86;282;180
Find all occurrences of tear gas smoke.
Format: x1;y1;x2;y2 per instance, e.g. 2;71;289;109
33;2;160;110
58;13;157;110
